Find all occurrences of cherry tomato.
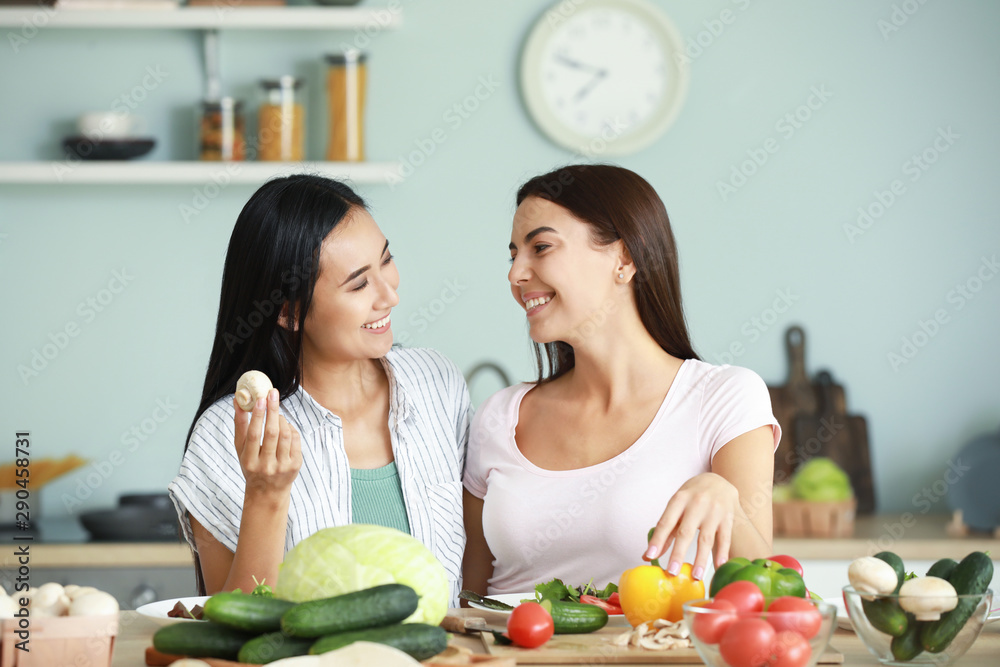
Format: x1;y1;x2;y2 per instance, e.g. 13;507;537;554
768;630;812;667
580;594;623;615
691;598;737;645
766;596;822;639
715;580;766;614
506;602;554;648
719;617;776;667
768;555;804;577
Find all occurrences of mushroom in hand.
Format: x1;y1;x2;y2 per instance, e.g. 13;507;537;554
235;371;273;411
898;576;958;621
848;556;899;599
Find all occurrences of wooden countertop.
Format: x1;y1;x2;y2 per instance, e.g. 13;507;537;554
110;609;1000;666
7;514;994;570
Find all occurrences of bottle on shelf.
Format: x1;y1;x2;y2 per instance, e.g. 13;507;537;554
199;97;245;162
325;50;367;162
257;76;305;162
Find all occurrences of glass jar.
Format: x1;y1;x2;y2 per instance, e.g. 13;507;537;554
325;50;367;162
257;76;305;161
199;97;245;161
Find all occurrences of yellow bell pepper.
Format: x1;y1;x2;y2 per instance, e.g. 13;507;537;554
618;562;706;626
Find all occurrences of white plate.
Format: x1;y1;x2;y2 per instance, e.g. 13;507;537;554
136;596;210;625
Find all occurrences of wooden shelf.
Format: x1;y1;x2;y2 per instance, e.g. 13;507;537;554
0;7;402;30
0;161;401;185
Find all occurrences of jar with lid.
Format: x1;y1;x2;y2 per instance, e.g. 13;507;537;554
199;97;245;161
325;50;367;162
257;76;305;161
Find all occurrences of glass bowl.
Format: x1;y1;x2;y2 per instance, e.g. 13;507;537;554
682;597;836;667
842;585;993;666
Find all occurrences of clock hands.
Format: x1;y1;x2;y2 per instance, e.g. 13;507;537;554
553;53;609;103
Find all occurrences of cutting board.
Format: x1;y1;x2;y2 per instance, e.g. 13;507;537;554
479;627;844;664
792;371;874;514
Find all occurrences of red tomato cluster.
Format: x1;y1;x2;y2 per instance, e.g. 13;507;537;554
691;581;823;667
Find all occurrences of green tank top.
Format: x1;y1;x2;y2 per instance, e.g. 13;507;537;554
350;461;411;535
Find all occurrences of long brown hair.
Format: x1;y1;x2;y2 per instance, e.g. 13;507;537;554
515;164;699;382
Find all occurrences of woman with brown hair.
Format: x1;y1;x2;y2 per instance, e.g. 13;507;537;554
462;164;779;595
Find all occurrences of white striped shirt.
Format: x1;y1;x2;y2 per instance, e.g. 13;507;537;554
168;347;471;605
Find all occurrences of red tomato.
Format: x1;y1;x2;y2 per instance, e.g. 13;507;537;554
768;630;812;667
715;580;766;614
580;594;623;615
768;555;804;577
719;618;776;667
607;591;621;606
766;596;823;639
691;598;737;645
506;602;554;648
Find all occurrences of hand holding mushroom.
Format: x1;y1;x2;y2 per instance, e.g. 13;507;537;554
232;371;302;497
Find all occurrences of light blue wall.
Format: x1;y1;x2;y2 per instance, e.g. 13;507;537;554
2;0;998;520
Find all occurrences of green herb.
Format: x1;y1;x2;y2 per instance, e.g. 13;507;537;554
533;578;618;603
251;575;274;598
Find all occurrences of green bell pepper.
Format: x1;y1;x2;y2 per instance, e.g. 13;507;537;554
709;557;807;598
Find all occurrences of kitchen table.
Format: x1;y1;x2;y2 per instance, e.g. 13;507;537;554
110;609;1000;666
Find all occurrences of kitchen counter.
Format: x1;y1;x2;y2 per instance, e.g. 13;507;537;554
773;512;998;559
110;609;1000;666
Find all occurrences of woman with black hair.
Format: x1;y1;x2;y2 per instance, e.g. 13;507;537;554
463;165;779;596
169;175;469;602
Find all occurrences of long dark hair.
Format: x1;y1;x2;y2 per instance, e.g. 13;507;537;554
186;175;366;448
515;164;699;382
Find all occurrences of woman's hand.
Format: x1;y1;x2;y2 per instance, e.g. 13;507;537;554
645;473;740;582
233;388;302;498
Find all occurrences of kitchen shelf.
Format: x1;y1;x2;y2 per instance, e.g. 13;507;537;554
0;161;401;185
0;7;401;30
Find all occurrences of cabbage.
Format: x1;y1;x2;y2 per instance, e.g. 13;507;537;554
275;524;449;624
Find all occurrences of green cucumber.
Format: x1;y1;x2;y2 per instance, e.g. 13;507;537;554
281;584;418;638
238;631;315;664
202;591;297;633
539;599;609;634
890;613;923;661
925;558;958;581
862;597;909;637
152;621;254;660
309;623;447;661
921;551;994;653
873;551;906;592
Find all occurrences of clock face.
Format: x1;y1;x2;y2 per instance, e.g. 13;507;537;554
521;0;689;155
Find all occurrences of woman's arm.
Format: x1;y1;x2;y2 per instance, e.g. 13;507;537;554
194;390;302;594
462;489;495;598
646;425;775;580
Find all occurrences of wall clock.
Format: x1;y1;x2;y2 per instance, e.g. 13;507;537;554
519;0;690;156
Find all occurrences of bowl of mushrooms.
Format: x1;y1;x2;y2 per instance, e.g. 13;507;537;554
842;585;993;665
0;582;119;667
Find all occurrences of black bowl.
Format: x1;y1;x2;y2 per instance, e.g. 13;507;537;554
62;136;155;161
119;492;172;510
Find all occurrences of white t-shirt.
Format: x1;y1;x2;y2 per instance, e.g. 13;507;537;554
463;359;780;595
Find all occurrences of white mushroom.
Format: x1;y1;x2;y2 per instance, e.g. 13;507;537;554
62;584;80;598
899;576;958;621
67;586;99;601
848;556;899;599
30;583;68;617
0;596;18;618
167;661;213;667
68;591;119;616
235;370;274;411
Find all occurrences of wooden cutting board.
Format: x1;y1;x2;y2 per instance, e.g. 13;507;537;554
479;625;844;664
792;371;875;514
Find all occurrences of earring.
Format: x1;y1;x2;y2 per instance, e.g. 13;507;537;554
618;272;624;279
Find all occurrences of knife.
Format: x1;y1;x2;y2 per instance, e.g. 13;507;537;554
458;589;516;611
